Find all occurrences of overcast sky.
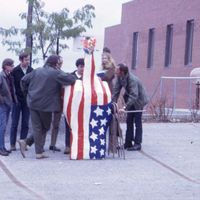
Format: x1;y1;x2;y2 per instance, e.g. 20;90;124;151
0;0;130;71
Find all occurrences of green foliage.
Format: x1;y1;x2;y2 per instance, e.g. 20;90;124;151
0;0;95;62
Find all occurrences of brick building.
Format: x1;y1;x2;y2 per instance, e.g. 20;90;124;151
104;0;200;109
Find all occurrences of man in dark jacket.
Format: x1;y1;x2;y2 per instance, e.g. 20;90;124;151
10;52;33;151
0;58;16;156
112;63;149;151
71;58;85;80
21;55;76;159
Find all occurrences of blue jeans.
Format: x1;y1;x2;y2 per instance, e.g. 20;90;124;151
0;104;11;149
10;101;30;146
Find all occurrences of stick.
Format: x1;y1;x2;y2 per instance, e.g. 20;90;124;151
119;109;146;113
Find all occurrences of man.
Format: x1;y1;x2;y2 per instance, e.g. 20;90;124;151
10;52;33;151
71;58;85;79
18;56;64;155
0;58;16;156
112;63;148;151
20;55;75;159
64;58;85;154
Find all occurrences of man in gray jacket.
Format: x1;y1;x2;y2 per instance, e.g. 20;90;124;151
112;63;148;151
21;55;76;159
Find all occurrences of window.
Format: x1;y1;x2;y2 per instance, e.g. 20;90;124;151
184;19;194;66
165;24;173;67
147;28;155;68
131;32;139;69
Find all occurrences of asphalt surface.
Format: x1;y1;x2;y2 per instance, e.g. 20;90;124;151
0;119;200;200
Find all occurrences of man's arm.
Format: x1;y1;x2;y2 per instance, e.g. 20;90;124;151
56;71;76;86
20;71;34;96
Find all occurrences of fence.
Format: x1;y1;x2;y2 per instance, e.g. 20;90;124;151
143;76;200;122
159;76;200;110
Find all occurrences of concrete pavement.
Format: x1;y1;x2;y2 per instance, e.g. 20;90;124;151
0;121;200;200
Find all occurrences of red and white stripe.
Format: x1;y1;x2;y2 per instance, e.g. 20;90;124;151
63;53;111;159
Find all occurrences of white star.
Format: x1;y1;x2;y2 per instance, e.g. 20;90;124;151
100;139;105;146
90;119;98;128
91;145;97;154
100;149;105;156
90;132;98;141
100;118;107;126
94;106;103;117
99;127;104;135
106;108;112;115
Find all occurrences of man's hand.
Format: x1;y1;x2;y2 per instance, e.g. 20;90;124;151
119;108;126;114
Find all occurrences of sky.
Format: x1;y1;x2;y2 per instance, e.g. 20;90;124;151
0;0;130;71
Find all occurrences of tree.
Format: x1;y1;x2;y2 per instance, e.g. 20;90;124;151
0;0;95;62
26;0;34;66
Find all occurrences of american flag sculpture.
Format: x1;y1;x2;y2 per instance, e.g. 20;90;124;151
63;37;112;159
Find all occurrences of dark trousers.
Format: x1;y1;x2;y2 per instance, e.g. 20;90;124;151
50;111;62;147
10;102;30;146
25;135;34;146
30;109;52;154
25;112;62;148
125;106;143;146
64;118;70;147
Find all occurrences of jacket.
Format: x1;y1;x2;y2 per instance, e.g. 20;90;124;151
112;73;149;110
71;70;82;80
0;71;17;107
21;65;76;112
12;65;33;102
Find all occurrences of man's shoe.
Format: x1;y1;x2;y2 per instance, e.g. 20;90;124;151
124;143;133;149
36;153;49;159
64;146;70;154
127;143;141;151
18;140;27;158
10;145;16;151
4;148;11;154
49;146;61;152
0;149;9;156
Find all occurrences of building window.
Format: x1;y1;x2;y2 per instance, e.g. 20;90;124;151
131;32;139;69
165;24;173;67
184;19;194;66
147;28;155;68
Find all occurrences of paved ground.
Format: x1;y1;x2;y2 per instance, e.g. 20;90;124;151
0;120;200;200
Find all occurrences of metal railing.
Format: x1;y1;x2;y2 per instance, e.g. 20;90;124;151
160;76;200;110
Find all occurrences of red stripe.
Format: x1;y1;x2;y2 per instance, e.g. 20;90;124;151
91;54;97;105
77;88;84;160
69;129;73;160
67;85;74;159
67;85;74;124
99;79;108;104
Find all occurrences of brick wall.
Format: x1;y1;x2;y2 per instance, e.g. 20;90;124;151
104;0;200;108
